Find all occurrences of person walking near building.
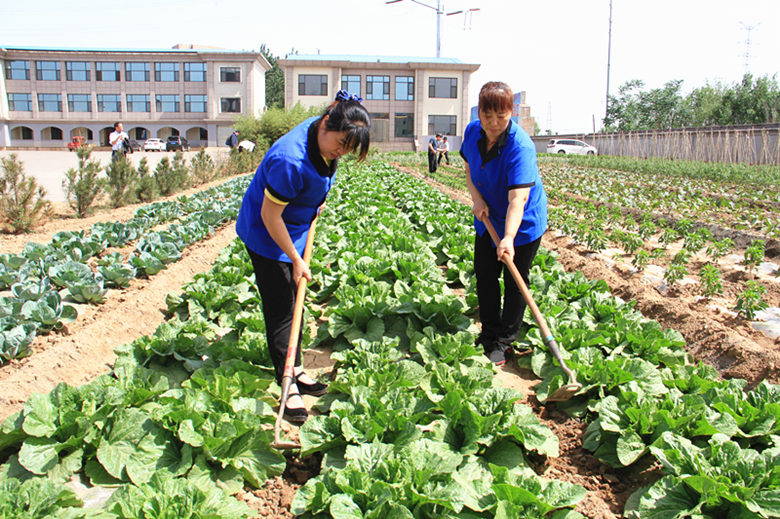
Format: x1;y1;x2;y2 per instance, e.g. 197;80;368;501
460;81;548;367
109;122;128;161
236;90;370;423
226;130;239;149
437;135;450;165
428;133;442;173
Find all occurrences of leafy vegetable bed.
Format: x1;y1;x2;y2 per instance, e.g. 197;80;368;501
0;160;777;518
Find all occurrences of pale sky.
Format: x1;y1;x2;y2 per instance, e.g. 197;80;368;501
2;0;778;134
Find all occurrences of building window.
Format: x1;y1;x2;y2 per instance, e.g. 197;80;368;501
395;76;414;101
369;113;389;142
5;60;30;80
125;62;150;82
126;94;150;112
37;93;62;112
44;127;63;140
36;61;61;81
96;62;120;81
67;94;92;112
341;75;361;97
220;97;241;113
298;74;328;96
394;113;414;137
428;77;458;98
155;94;180;112
8;93;33;111
184;62;207;82
220;67;240;82
155;62;179;82
366;75;390;100
185;94;207;113
428;115;457;135
65;61;91;81
97;94;121;112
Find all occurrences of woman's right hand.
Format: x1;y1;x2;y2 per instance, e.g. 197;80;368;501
292;257;312;284
471;199;489;221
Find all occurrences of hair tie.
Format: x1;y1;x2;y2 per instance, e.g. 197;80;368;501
335;89;363;103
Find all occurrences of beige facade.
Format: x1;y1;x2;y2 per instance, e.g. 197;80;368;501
278;55;479;151
0;46;271;148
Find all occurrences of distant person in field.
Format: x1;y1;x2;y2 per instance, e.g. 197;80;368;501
428;133;442;173
109;122;128;161
236;89;370;424
461;81;548;367
437;135;450;165
226;130;239;149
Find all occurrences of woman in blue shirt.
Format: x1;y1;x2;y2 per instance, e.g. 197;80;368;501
236;90;370;422
460;82;548;366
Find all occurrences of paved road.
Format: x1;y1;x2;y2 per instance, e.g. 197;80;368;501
0;148;230;202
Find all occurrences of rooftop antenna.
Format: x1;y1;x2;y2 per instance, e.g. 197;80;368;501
386;0;479;57
739;21;759;74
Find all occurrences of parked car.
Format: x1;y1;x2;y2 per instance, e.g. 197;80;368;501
143;138;166;152
67;136;87;151
166;136;190;152
546;139;598;155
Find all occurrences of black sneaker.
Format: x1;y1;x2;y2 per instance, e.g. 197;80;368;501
487;348;507;366
295;373;328;396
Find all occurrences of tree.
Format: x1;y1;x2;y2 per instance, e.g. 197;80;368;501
63;146;104;218
260;44;284;109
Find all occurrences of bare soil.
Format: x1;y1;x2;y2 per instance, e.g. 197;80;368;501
0;165;774;518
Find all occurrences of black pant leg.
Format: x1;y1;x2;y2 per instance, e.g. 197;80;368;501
246;246;302;383
473;232;504;349
498;236;542;348
428;151;437;173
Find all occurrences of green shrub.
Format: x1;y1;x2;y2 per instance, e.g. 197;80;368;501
190;150;216;185
63;146;104;218
105;154;139;208
135;157;157;202
154;153;188;196
734;280;768;319
0;154;53;233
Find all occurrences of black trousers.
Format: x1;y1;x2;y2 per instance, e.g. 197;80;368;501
437;151;450;165
428;151;438;173
474;232;542;352
246;246;303;383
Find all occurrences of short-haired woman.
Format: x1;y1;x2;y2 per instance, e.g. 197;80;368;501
236;90;370;422
460;81;548;366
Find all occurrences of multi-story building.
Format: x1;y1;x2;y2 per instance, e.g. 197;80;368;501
278;54;480;151
0;45;270;148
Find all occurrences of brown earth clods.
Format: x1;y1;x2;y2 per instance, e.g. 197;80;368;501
0;166;776;518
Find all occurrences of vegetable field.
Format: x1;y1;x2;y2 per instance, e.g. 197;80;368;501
0;157;778;518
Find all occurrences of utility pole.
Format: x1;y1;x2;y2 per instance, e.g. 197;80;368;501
740;22;759;74
386;0;479;57
605;0;613;123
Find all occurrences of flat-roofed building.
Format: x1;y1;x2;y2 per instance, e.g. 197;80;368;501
0;45;271;148
278;54;480;151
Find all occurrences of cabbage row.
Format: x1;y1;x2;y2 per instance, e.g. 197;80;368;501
0;175;252;364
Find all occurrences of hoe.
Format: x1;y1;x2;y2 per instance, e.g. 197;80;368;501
480;216;582;402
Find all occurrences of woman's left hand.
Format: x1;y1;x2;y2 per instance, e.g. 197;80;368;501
497;236;514;262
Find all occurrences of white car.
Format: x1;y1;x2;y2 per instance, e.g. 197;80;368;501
143;138;166;152
547;139;598;155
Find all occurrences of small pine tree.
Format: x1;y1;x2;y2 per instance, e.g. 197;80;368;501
63;146;104;218
154;153;188;196
105;154;139;208
190;150;215;185
135;158;157;202
0;154;53;233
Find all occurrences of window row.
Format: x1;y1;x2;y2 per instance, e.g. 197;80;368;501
5;93;240;113
2;60;240;83
366;113;457;141
297;74;459;100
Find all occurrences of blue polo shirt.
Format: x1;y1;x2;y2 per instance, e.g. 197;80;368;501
460;119;547;246
236;116;336;262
